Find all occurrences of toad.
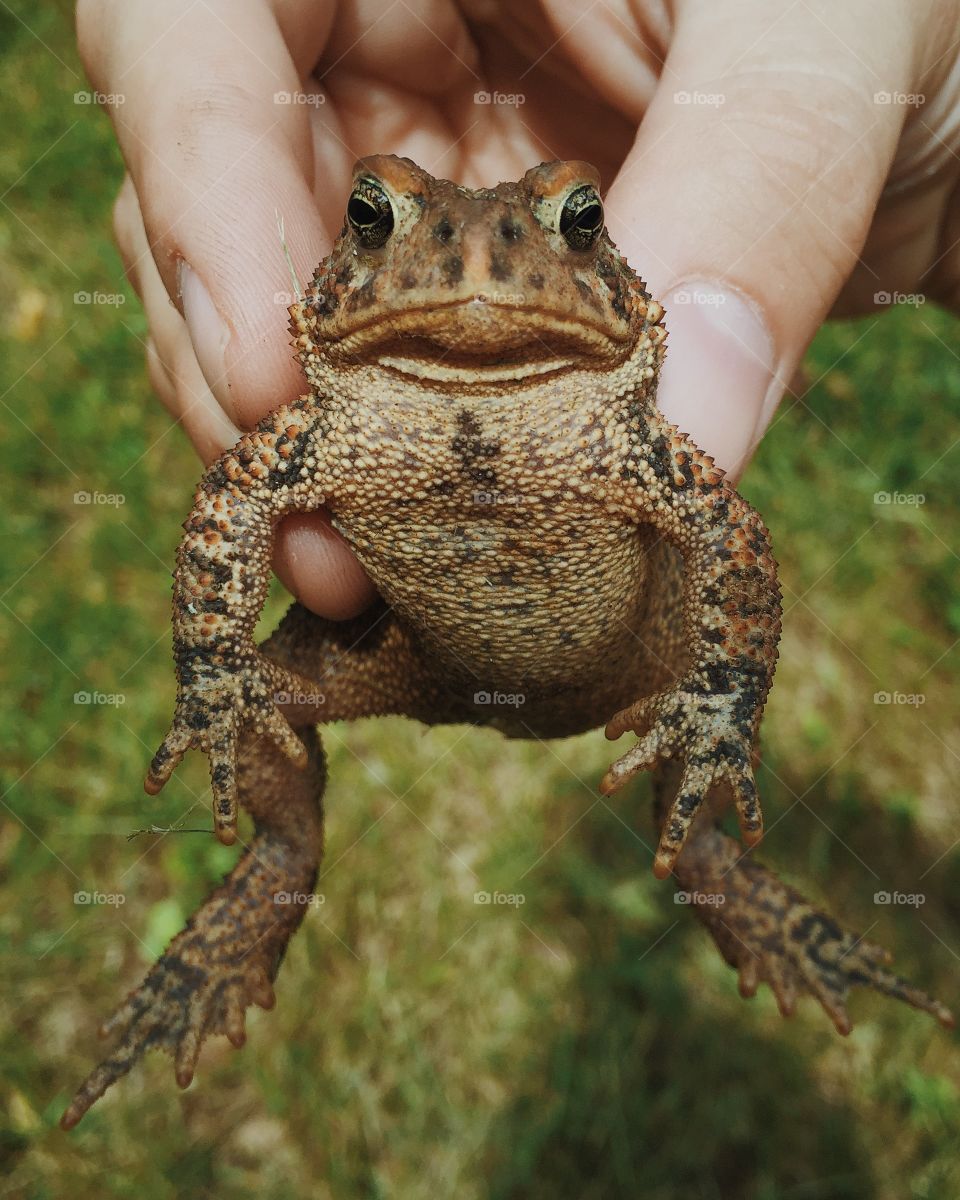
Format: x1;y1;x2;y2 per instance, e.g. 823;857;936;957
62;155;952;1128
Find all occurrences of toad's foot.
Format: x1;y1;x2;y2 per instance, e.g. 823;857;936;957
60;941;276;1131
677;832;954;1032
145;656;306;844
602;683;762;878
60;825;318;1129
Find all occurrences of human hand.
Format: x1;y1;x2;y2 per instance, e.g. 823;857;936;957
78;0;960;619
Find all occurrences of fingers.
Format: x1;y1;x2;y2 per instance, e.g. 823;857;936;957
60;1055;129;1130
737;959;760;1000
273;512;378;620
768;969;797;1019
78;0;327;422
605;0;930;479
604;697;648;741
653;759;713;878
113;181;372;610
209;737;240;847
144;727;191;796
247;966;276;1010
80;0;377;617
262;707;309;770
149;682;310;843
113;176;243;463
174;1010;204;1089
730;767;762;846
598;734;655;796
222;983;249;1048
318;0;476;96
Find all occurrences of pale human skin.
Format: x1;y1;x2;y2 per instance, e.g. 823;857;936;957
78;0;960;620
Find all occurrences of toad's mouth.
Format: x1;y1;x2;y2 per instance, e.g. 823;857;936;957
322;302;632;383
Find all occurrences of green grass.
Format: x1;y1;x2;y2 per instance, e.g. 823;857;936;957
2;6;960;1198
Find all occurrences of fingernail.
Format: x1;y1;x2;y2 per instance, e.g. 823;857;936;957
179;261;235;419
656;283;777;479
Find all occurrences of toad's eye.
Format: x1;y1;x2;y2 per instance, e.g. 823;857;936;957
347;178;395;249
559;184;603;251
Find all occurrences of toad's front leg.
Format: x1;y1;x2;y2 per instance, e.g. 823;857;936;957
601;419;782;878
145;401;332;844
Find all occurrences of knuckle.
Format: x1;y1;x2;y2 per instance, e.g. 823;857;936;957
144;80;279;176
708;71;885;287
719;67;885;190
132;79;281;260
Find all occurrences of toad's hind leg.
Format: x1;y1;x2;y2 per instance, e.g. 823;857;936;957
61;726;324;1129
61;602;455;1129
653;764;954;1032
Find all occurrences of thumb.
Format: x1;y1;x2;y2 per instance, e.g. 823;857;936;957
605;0;920;477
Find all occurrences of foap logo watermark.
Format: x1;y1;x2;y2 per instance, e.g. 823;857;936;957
874;890;925;907
474;290;526;306
670;288;726;308
74;691;126;706
474;890;525;907
473;690;525;708
474;90;525;106
874;490;925;506
74;890;126;906
74;490;126;506
874;90;925;108
274;91;325;106
274;890;325;908
874;290;925;307
674;90;725;108
873;691;925;707
273;291;300;307
74;291;126;307
74;90;125;107
471;490;527;507
274;690;326;709
674;890;726;907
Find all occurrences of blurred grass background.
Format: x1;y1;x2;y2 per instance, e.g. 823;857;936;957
2;5;960;1198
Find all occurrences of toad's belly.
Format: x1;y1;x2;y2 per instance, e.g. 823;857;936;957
332;500;661;704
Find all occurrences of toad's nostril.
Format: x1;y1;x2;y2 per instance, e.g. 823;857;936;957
498;219;523;242
433;218;455;244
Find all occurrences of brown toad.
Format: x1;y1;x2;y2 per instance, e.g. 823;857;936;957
62;155;952;1128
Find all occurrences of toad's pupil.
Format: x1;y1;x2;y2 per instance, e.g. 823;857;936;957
348;196;379;226
559;187;603;249
570;203;601;232
347;183;395;247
